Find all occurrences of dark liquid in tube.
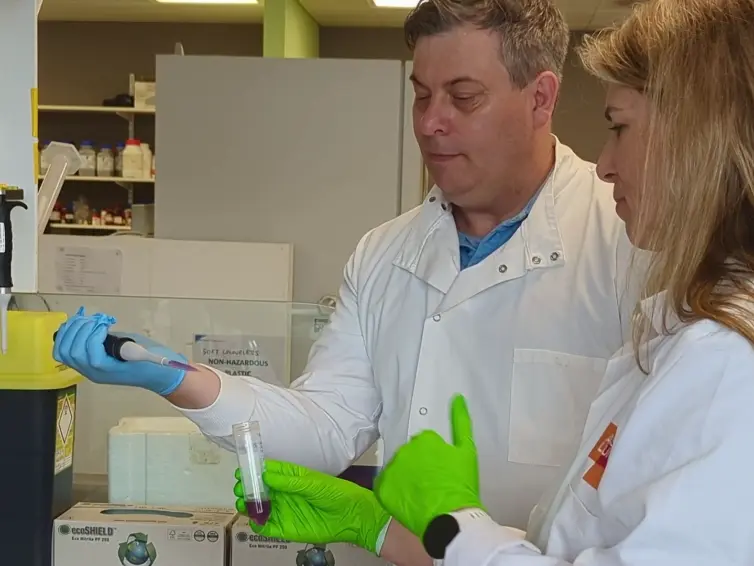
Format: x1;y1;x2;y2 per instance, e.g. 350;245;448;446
246;499;272;525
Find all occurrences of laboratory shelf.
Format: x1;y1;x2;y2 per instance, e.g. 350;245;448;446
39;76;156;220
38;105;155;115
37;175;154;184
47;223;131;232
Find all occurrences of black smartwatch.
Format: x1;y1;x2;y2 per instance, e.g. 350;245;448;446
422;509;489;559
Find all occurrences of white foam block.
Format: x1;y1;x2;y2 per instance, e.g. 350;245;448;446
108;417;238;508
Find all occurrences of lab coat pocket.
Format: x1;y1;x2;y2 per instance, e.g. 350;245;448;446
549;484;603;553
509;349;607;467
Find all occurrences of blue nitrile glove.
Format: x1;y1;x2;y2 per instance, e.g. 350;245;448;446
53;307;187;396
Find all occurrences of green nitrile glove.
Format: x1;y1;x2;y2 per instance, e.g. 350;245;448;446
233;460;391;555
373;395;484;539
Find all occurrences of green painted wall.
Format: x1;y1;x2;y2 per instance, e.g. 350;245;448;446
264;0;320;58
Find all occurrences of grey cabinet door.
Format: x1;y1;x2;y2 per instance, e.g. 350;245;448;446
155;55;409;303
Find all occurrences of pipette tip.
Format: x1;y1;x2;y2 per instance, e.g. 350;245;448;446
0;293;11;355
166;359;198;372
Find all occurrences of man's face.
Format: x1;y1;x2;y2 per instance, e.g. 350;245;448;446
596;84;650;246
411;25;551;206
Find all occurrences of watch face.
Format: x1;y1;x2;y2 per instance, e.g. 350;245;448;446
296;545;335;566
422;514;460;560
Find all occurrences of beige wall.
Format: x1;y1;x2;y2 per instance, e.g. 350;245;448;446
38;23;607;177
552;34;609;163
319;28;608;162
320;26;412;60
38;22;264;212
39;22;264;106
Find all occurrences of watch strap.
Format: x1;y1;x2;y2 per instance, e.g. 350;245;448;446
422;508;489;559
450;508;491;527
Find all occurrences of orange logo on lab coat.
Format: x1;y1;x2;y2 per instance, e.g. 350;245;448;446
583;422;617;490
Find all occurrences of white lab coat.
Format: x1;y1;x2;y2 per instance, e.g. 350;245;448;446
443;292;754;566
177;139;636;529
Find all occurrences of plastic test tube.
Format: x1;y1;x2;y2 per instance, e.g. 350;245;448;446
232;420;271;525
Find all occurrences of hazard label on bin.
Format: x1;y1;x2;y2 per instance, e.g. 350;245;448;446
55;391;76;475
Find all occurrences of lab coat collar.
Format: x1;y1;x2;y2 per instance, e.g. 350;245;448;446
393;136;569;284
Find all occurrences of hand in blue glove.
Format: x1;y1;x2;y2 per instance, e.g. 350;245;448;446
53;307;187;396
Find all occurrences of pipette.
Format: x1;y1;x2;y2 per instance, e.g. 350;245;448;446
0;186;29;355
53;331;197;372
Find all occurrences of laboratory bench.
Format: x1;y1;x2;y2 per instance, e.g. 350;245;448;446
71;473;108;504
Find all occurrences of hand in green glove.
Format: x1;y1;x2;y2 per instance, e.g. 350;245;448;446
373;394;484;539
233;460;390;555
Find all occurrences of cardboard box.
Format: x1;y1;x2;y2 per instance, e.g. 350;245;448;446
231;515;389;566
54;502;236;566
134;80;155;110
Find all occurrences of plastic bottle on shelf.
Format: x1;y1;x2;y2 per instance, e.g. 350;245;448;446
122;139;143;179
151;154;155;178
140;143;152;179
115;142;125;176
78;141;96;177
73;195;90;225
49;205;61;224
96;146;114;177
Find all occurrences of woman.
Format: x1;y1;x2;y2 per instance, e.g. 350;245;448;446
236;0;754;564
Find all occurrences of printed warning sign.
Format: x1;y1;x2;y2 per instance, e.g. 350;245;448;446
192;334;286;386
55;390;76;475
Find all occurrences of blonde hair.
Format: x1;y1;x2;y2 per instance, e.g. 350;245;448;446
578;0;754;362
404;0;569;88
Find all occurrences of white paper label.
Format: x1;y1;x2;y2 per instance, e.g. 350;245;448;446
192;334;285;386
53;246;123;294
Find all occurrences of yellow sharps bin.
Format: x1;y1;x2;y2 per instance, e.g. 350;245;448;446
0;311;81;566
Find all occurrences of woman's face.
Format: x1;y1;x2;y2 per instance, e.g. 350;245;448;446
596;84;651;245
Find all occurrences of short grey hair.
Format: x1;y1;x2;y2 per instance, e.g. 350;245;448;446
404;0;570;89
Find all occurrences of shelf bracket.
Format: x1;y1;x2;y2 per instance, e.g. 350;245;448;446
115;180;135;206
115;110;136;139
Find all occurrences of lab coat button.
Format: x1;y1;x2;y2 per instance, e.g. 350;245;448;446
432;314;441;322
429;196;436;203
550;252;560;261
498;264;508;274
532;255;542;265
441;203;448;211
419;407;428;415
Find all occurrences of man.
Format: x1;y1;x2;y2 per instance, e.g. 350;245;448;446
53;0;634;564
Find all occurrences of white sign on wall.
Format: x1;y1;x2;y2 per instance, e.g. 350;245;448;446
192;334;286;387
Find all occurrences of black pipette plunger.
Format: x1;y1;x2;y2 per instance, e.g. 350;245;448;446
52;331;135;362
52;330;196;372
